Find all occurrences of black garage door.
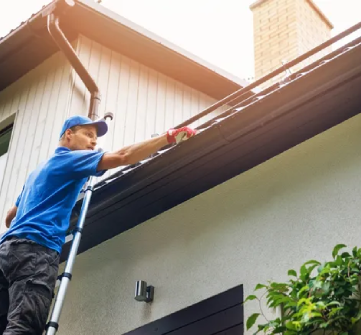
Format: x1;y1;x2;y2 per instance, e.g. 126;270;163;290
125;285;244;335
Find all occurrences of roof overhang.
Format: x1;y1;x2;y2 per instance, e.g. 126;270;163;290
60;38;361;262
0;0;248;99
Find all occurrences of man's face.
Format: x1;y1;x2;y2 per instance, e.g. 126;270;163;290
66;125;98;151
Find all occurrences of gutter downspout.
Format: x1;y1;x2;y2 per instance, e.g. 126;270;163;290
46;0;101;120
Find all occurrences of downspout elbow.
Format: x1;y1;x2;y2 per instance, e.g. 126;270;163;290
47;11;101;120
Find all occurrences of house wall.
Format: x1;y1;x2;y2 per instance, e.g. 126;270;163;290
0;34;226;233
56;113;361;335
0;51;74;234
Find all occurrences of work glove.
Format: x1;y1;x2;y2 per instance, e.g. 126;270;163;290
166;127;197;144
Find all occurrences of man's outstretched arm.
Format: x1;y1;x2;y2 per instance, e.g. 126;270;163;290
5;205;17;228
97;127;196;171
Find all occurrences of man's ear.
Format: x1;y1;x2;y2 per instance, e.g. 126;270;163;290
64;129;73;139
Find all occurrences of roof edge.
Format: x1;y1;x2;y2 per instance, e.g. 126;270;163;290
76;0;249;88
0;1;54;61
0;0;250;96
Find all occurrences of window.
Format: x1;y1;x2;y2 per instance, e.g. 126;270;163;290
0;124;12;156
0;123;13;188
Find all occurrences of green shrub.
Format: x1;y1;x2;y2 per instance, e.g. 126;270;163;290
244;244;361;334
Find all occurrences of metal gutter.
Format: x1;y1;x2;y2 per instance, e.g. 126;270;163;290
196;31;361;133
176;21;361;129
0;3;52;63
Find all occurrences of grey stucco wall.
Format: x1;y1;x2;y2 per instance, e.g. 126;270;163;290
57;111;361;335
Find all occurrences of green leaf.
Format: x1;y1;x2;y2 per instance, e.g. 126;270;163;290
300;265;307;279
246;313;260;330
326;301;341;307
275;296;292;305
318;265;331;275
284;301;297;308
288;269;297;277
314;282;330;298
297;297;309;307
315;301;326;309
317;263;325;273
273;326;287;333
310;312;323;318
307;264;320;276
270;282;288;290
297;285;309;298
256;323;267;331
304;260;321;266
329;307;342;317
335;287;345;296
309;279;322;290
334;255;343;266
301;311;311;323
319;321;331;328
332;244;347;259
351;310;361;324
254;284;267;291
286;321;301;331
244;295;257;303
254;323;268;334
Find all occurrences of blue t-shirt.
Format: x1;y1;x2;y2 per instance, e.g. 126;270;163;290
0;147;106;254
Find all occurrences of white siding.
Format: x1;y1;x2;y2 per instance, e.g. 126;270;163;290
57;113;361;335
0;154;7;196
0;51;74;233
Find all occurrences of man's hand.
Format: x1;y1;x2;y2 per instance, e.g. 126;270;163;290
166;127;197;144
5;206;17;228
97;126;197;171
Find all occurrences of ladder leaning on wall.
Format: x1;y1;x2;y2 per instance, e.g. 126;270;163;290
45;112;113;335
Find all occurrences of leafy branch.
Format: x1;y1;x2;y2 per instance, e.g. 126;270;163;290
244;244;361;334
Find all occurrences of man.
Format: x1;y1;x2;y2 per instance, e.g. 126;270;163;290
0;115;196;335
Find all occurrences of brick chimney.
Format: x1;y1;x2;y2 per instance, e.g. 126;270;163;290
250;0;333;83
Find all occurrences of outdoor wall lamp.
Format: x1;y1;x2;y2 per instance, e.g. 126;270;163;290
135;280;154;303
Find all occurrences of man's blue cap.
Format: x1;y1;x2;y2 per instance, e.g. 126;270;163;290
59;115;108;139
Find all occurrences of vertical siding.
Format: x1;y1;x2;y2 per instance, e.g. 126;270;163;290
0;51;74;232
70;35;227;179
134;64;149;143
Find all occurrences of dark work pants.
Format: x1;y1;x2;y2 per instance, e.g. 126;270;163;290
0;237;60;335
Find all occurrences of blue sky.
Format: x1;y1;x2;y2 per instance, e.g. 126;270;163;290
0;0;360;80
